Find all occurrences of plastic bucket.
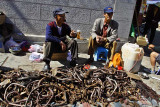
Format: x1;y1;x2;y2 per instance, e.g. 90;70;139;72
121;43;144;73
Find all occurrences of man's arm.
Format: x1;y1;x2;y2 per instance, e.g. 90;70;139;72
153;46;160;53
45;24;61;43
148;44;160;53
91;18;100;39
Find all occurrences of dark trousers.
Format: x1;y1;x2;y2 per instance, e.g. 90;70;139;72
143;22;157;44
43;38;78;64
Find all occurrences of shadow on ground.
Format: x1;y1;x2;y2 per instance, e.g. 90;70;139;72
0;66;14;72
58;57;105;68
139;65;151;74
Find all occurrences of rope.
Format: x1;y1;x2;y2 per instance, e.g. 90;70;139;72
128;52;142;72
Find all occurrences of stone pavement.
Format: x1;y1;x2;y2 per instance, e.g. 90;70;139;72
0;51;155;72
0;52;102;71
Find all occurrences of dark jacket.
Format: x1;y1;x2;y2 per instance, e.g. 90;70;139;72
0;23;13;42
145;4;160;28
45;21;71;43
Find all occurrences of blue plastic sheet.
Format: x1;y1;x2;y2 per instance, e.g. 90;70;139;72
147;0;160;4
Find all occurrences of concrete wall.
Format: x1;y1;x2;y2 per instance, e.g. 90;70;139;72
0;0;136;43
114;0;136;41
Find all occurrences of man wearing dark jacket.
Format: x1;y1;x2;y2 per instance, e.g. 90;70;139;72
43;8;78;71
148;44;160;74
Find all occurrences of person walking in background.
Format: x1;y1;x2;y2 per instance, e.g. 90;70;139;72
43;8;78;71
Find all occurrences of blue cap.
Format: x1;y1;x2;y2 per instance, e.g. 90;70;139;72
53;8;68;17
104;6;113;13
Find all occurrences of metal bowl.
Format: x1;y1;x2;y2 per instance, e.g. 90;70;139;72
9;46;21;55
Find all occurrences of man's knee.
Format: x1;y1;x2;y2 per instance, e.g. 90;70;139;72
112;40;117;48
113;40;117;44
73;39;77;44
71;39;77;46
45;42;52;49
150;52;159;58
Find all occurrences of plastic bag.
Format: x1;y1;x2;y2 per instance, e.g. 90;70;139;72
28;44;43;53
29;52;44;62
67;51;72;61
4;37;19;51
109;53;122;68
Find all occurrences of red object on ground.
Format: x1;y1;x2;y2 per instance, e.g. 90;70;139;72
83;64;90;70
118;66;123;70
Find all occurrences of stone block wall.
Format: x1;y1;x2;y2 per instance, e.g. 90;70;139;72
0;0;136;43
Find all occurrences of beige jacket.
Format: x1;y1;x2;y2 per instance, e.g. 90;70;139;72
91;18;118;43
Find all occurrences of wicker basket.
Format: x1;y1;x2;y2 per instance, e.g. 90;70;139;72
51;52;68;61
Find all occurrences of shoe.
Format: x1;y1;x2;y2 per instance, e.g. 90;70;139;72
143;68;152;74
70;60;77;67
43;58;51;64
150;70;155;74
43;64;51;71
156;70;160;75
156;66;160;75
138;72;149;79
85;58;94;64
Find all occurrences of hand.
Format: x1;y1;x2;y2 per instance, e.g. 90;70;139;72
152;20;157;24
70;30;76;38
60;41;66;51
96;36;106;44
96;35;102;43
148;44;155;50
151;20;158;27
102;37;107;41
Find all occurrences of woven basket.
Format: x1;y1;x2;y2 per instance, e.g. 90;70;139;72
51;52;68;61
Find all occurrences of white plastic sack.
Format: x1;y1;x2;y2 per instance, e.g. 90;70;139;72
29;52;44;62
28;44;43;53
